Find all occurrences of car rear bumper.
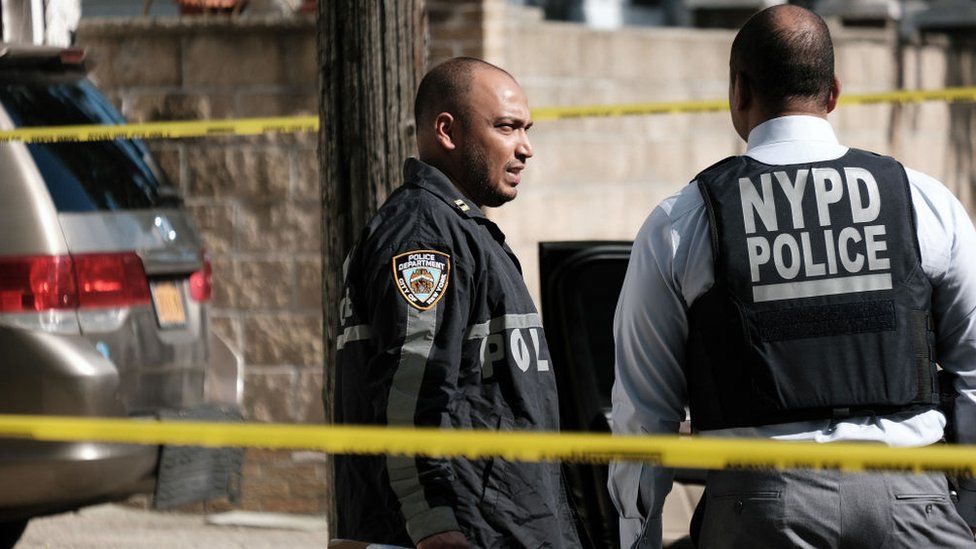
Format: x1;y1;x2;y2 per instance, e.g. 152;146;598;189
0;325;168;521
0;440;157;521
0;324;156;521
0;323;243;521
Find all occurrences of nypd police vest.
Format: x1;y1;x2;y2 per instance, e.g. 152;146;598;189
686;149;938;431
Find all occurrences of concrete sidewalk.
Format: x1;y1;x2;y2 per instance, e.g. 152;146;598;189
16;504;328;548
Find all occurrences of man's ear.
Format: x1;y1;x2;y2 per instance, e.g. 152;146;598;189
434;112;457;152
730;71;752;112
826;75;841;114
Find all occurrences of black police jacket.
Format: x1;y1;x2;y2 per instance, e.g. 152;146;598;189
334;158;582;548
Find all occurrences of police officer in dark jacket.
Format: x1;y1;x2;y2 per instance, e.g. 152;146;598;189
610;6;976;548
334;57;582;549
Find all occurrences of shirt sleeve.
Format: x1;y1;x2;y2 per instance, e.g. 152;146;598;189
608;204;691;548
366;239;472;544
927;194;976;526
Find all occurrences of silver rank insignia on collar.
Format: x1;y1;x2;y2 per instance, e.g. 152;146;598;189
454;199;471;212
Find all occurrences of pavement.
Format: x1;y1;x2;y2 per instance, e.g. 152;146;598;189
15;504;329;548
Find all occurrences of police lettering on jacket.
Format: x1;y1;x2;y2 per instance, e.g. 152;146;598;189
479;325;550;378
738;167;891;302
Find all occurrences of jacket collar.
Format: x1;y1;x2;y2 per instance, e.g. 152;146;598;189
404;158;485;220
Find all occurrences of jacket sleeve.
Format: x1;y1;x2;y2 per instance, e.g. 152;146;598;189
608;204;690;549
366;238;472;544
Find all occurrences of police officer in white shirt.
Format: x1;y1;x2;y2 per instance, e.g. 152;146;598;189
609;5;976;548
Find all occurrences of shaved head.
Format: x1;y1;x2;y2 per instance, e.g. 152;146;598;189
412;57;533;208
731;5;834;113
414;57;515;133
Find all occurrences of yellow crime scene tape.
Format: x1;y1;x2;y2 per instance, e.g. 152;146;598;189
531;85;976;120
1;414;975;476
0;115;318;144
0;87;974;143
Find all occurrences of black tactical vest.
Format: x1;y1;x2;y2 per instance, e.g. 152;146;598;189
687;149;938;431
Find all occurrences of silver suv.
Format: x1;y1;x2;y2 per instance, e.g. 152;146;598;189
0;44;240;546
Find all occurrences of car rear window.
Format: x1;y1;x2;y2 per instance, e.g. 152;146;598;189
0;79;180;212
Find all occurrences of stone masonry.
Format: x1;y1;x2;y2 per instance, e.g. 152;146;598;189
74;3;970;518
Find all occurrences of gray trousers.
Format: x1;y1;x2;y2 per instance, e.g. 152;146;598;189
694;469;976;549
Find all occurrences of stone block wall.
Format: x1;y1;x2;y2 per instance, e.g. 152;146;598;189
489;9;964;298
491;15;741;297
427;0;508;66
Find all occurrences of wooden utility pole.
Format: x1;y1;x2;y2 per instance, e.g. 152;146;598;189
317;0;428;528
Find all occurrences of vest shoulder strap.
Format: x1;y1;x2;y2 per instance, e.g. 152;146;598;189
693;155;741;185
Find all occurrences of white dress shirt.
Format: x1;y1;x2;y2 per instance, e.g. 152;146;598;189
609;115;976;548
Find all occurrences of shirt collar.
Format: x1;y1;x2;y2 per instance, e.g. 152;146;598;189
746;115;839;151
744;115;847;165
404;158;485;220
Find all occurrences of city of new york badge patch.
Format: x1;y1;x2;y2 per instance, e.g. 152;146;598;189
392;250;451;310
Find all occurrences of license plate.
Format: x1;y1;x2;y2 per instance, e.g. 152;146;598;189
151;281;187;328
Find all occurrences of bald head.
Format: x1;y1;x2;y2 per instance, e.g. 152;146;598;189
730;5;834;114
412;57;533;208
414;57;515;135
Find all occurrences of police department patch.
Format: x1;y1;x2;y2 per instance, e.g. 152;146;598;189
392;250;451;310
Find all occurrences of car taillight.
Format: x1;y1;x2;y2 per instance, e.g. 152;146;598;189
189;252;212;302
0;255;77;312
0;252;150;313
74;252;151;308
59;48;86;65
